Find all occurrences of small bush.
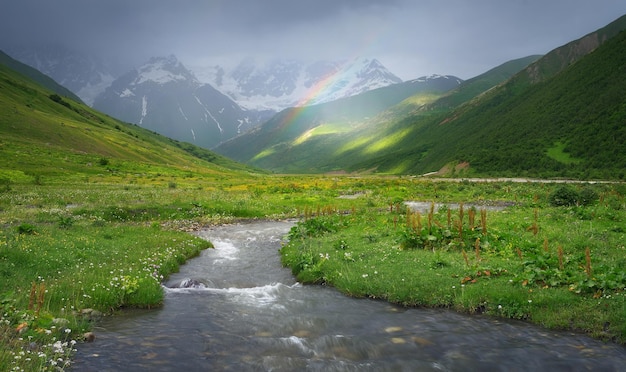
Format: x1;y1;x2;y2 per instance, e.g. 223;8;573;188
48;94;71;109
17;223;36;234
548;185;599;207
578;187;598;206
0;178;10;192
548;185;579;206
57;216;74;229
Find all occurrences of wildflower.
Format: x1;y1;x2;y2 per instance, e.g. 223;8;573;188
362;274;369;278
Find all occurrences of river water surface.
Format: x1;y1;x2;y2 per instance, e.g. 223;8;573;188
73;220;626;371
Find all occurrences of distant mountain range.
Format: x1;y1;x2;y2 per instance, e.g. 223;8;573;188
0;51;253;183
191;57;403;111
214;74;462;172
5;48;407;148
92;55;273;149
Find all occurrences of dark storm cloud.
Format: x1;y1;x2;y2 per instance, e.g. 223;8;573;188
1;0;626;79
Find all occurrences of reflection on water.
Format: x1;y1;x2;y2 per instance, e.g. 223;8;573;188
73;221;626;371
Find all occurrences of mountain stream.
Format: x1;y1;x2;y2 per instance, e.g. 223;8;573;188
72;220;626;371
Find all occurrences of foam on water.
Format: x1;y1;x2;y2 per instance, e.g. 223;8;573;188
211;239;239;263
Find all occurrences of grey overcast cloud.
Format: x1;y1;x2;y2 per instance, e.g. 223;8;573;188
1;0;625;79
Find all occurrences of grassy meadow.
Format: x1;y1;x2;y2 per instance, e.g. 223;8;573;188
1;171;625;370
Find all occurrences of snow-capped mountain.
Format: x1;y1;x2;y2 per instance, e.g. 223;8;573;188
4;45;118;106
191;57;403;111
93;55;273;149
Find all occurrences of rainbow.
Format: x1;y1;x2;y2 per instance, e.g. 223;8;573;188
276;62;349;129
277;26;388;129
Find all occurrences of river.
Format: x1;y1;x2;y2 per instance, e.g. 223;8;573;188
72;220;626;371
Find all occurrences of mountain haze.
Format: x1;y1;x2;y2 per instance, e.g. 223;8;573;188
5;45;119;106
0;50;82;103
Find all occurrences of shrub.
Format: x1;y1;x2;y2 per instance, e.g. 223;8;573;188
548;185;579;206
17;223;36;234
48;94;71;109
548;185;599;207
578;187;598;206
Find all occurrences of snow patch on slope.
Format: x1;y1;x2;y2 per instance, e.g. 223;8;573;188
140;96;148;124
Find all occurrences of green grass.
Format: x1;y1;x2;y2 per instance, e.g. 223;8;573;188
547;141;583;165
281;181;626;344
1;174;625;370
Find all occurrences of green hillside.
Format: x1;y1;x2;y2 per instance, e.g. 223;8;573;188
426;55;542;111
220;56;540;174
0;56;257;186
357;18;626;179
215;77;462;173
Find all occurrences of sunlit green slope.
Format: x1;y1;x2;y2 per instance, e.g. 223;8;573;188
215;76;462;173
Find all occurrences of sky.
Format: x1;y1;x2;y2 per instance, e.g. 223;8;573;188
1;0;626;80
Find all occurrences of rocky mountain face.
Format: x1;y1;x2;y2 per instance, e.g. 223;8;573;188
4;45;118;106
191;57;403;111
93;55;273;149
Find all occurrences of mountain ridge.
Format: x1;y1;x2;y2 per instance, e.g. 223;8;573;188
214;74;462;171
0;50;83;103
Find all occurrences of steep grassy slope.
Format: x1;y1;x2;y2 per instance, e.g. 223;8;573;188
215;16;626;179
0;60;256;185
0;50;82;102
427;55;542;111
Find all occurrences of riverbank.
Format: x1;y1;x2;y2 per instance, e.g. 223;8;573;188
280;184;626;345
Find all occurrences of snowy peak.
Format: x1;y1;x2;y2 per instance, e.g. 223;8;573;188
92;55;273;150
409;74;463;84
133;55;198;86
305;57;403;105
190;57;403;111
